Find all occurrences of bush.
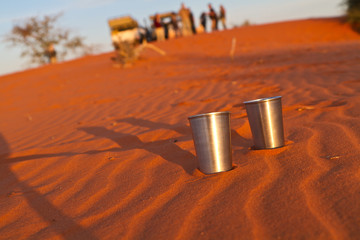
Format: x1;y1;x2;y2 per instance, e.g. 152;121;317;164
4;13;92;65
344;0;360;30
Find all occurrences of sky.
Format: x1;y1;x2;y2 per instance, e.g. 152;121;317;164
0;0;344;76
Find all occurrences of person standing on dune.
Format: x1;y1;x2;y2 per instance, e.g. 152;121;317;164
208;3;218;31
179;3;192;36
44;43;57;64
171;12;181;37
153;13;165;41
200;12;207;32
219;5;227;30
189;9;197;34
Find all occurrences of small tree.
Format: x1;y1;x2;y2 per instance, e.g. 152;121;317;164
344;0;360;31
5;13;90;65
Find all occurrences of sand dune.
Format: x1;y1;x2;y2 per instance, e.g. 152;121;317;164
1;17;360;239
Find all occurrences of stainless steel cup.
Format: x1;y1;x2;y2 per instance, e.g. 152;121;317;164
188;111;232;174
244;96;285;149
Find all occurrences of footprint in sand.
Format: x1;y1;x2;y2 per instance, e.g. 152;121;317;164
326;100;347;108
172;101;195;107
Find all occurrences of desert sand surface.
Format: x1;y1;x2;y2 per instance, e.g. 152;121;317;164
1;17;360;239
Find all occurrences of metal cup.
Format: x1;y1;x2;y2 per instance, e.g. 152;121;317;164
244;96;285;149
188;111;232;174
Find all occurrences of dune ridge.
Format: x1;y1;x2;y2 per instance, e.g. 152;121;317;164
1;17;360;239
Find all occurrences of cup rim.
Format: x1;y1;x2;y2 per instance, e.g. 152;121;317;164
243;96;282;105
188;111;230;120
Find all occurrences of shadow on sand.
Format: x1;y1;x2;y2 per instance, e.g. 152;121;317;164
0;118;252;238
0;133;98;239
78;122;196;175
78;117;252;174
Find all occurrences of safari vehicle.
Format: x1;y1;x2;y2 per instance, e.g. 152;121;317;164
108;16;140;45
149;12;175;22
149;12;179;39
108;16;160;64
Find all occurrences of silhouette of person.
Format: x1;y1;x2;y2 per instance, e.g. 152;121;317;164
208;4;218;31
219;5;227;30
44;43;57;64
171;12;181;37
178;3;192;36
200;12;207;32
189;10;197;34
153;13;165;41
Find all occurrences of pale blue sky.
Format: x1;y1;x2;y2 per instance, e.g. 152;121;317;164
0;0;343;76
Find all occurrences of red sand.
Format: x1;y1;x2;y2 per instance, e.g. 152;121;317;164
1;18;360;239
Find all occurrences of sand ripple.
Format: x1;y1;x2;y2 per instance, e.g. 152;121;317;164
1;18;360;239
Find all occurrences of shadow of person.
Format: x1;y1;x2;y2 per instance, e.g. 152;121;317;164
115;117;252;169
117;118;252;148
1;147;128;165
78;126;196;175
0;133;97;239
116;117;192;141
2;152;77;164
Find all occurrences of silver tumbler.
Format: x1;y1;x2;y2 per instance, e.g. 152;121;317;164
244;96;285;149
188;112;233;174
